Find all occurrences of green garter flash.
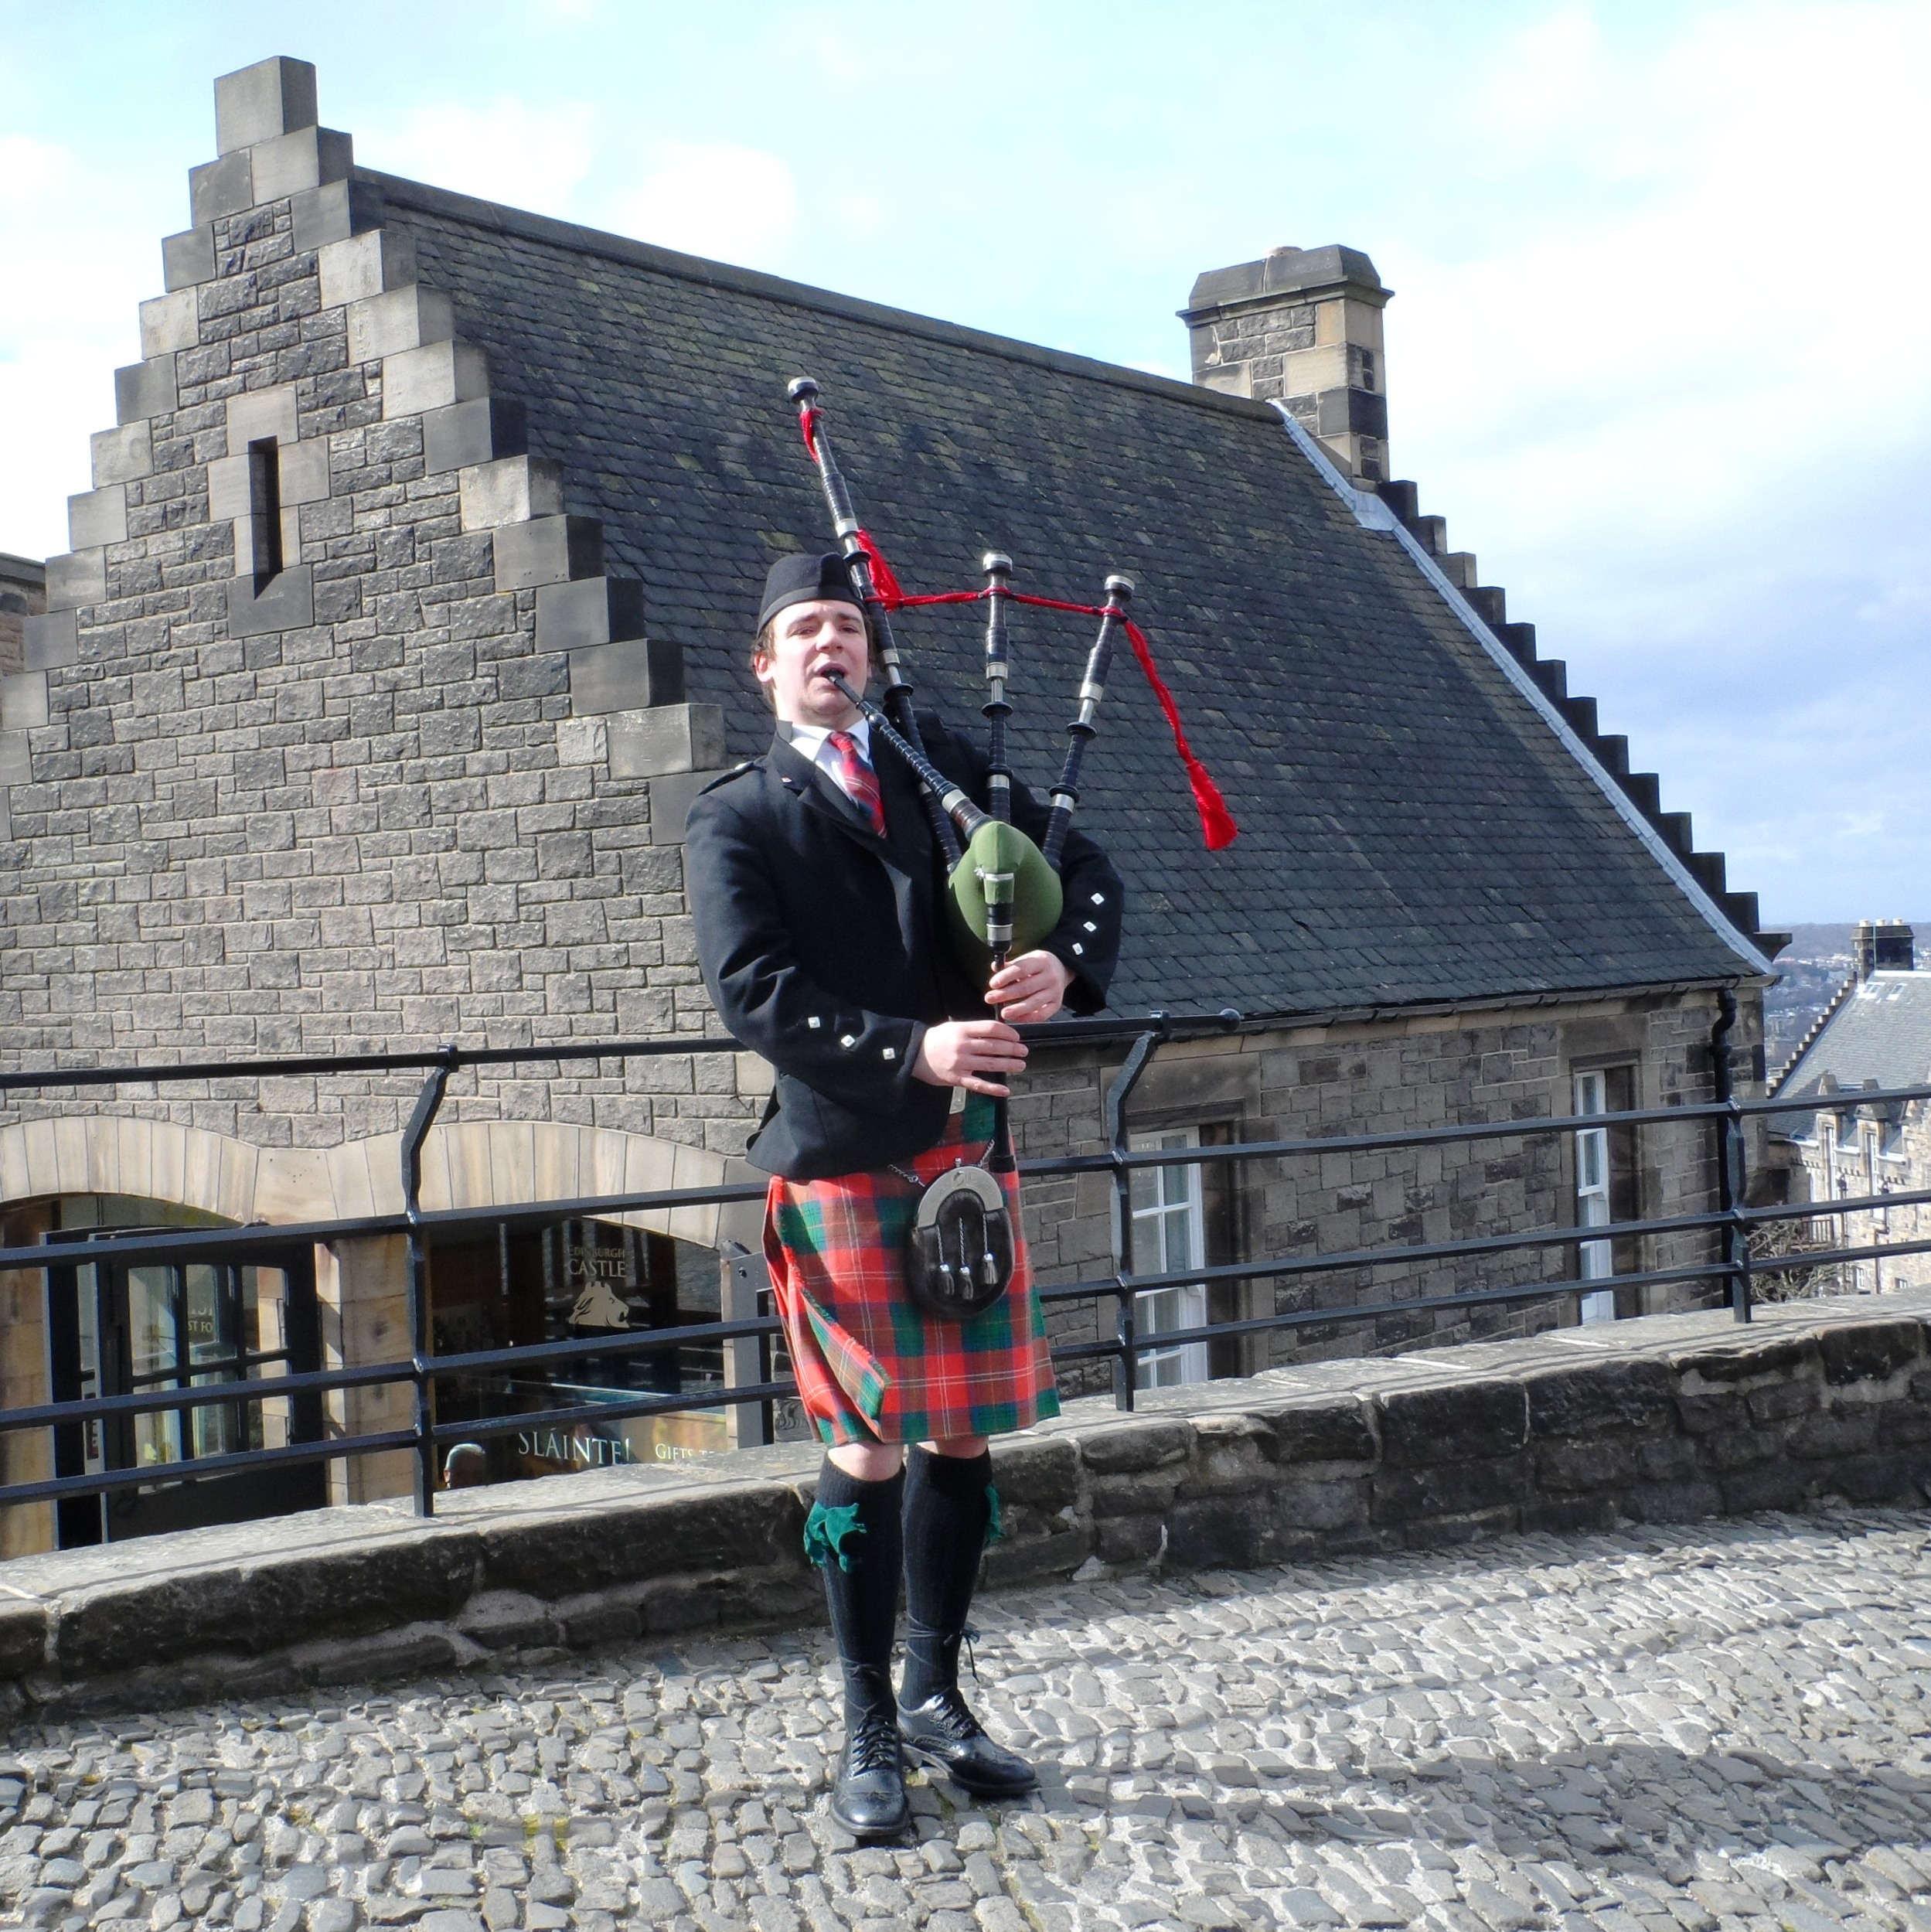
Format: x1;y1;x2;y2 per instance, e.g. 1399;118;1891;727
802;1498;866;1572
984;1483;1005;1545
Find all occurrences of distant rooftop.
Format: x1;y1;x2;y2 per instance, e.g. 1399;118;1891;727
1773;970;1931;1133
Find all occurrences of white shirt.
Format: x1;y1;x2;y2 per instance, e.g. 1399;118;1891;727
786;717;876;806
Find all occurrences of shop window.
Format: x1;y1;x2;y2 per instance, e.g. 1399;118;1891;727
427;1218;725;1484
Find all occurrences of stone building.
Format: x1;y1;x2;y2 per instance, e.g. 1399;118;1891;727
0;57;1782;1553
1769;921;1930;1294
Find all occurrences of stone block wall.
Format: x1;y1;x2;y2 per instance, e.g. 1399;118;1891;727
0;555;46;840
1013;986;1762;1393
1182;247;1391;482
0;57;765;1161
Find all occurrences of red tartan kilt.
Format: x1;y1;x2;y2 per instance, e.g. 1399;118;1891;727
762;1098;1061;1446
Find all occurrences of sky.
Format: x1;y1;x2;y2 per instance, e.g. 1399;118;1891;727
2;0;1927;928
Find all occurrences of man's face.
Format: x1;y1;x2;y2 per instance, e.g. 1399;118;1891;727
756;598;869;727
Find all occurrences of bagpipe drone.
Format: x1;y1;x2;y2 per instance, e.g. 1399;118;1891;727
785;377;1237;1317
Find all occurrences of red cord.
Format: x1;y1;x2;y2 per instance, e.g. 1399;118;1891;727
792;430;1237;849
852;562;1236;850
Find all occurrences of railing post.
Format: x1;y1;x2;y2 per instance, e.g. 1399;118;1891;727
1711;989;1752;1324
720;1244;773;1449
1104;1018;1168;1410
401;1044;459;1513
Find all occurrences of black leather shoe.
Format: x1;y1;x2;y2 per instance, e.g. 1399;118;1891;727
829;1705;911;1840
898;1686;1039;1797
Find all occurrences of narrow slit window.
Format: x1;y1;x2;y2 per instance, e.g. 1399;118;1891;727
247;435;284;590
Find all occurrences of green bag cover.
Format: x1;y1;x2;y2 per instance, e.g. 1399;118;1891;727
946;818;1064;977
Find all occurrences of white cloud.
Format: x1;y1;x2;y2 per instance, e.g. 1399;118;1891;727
607;142;798;269
0;135;70;209
0;134;150;556
368;98;598;216
1364;3;1931;917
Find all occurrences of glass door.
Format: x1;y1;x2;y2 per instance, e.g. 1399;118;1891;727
46;1227;322;1546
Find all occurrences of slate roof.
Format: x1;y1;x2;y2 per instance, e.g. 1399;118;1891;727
1772;973;1931;1136
372;171;1766;1023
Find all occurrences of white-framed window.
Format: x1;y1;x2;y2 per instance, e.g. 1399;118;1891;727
1129;1128;1211;1388
1574;1071;1617;1325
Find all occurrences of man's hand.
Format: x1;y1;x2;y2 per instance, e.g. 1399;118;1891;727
987;949;1074;1024
914;1020;1028;1096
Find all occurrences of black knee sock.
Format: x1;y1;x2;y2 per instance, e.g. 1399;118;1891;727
805;1457;904;1716
899;1446;993;1707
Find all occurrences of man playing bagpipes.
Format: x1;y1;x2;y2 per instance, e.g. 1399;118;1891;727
686;546;1123;1837
689;377;1232;1839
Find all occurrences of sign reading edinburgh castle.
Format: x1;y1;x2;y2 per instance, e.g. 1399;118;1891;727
0;58;1782;1551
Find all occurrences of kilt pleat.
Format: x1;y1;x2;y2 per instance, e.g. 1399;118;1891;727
763;1098;1061;1446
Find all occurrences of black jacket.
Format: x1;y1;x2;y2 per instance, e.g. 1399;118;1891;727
686;714;1124;1180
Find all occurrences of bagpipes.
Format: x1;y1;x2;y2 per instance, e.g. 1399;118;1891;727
785;377;1236;1317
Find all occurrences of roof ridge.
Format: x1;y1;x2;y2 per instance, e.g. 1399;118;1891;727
359;167;1274;421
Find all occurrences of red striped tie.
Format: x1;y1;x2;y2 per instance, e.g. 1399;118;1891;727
828;730;886;836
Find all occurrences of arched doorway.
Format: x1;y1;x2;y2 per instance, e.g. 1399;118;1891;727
1;1112;763;1542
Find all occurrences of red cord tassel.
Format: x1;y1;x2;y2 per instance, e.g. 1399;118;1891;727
850;528;907;609
1119;616;1239;851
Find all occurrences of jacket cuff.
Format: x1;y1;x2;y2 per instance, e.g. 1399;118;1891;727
900;1020;930;1092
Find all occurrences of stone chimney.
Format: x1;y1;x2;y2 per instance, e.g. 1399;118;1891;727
1180;246;1391;482
1856;919;1916;980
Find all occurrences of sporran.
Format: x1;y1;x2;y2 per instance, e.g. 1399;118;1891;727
904;1163;1014;1319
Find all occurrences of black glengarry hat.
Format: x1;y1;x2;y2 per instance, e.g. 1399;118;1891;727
758;550;863;631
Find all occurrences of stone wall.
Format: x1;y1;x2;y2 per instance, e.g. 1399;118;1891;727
0;555;45;840
0;57;759;1160
1181;247;1391;482
0;1290;1921;1719
1014;985;1762;1393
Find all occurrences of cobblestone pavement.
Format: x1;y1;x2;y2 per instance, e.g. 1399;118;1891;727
5;1507;1931;1932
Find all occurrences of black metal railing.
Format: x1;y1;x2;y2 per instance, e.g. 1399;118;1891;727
3;1001;1927;1528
